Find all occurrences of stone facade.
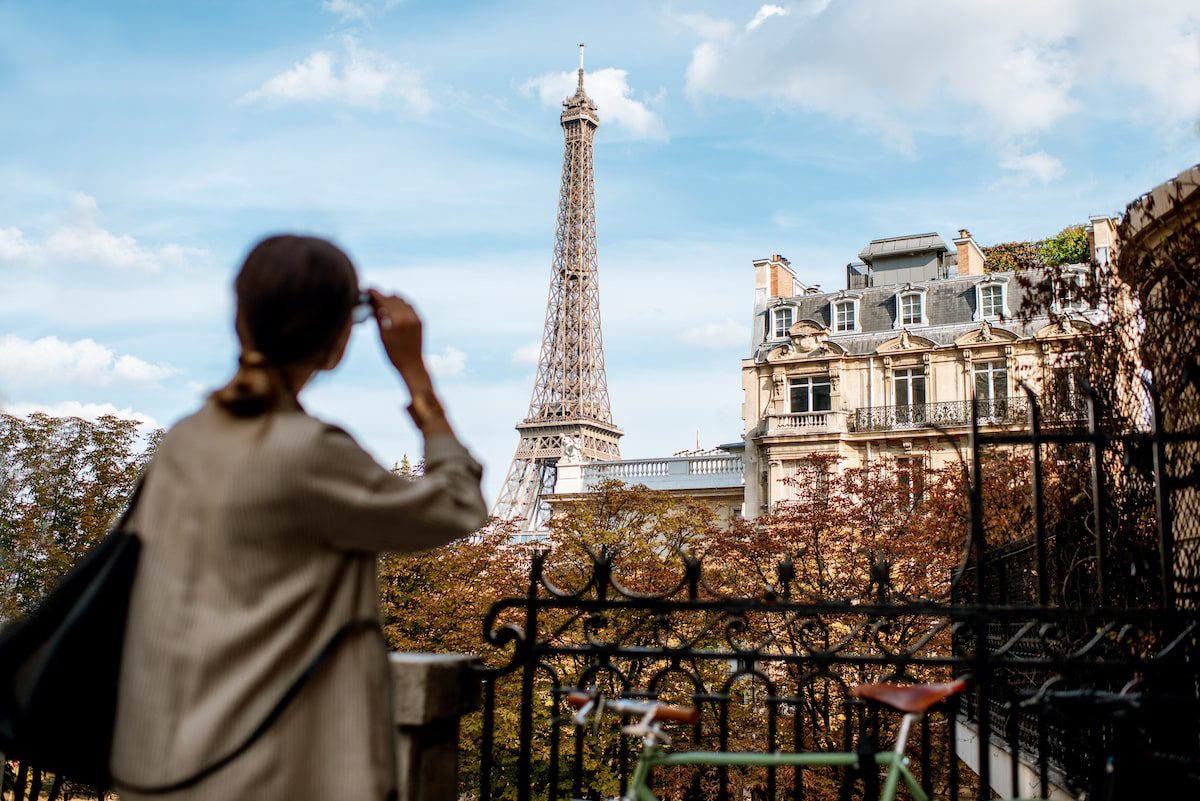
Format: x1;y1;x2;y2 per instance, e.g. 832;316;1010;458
741;227;1115;518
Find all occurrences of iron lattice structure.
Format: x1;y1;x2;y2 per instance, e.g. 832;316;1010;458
493;46;622;534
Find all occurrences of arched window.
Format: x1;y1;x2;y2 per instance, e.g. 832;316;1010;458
772;306;794;338
830;296;860;332
892;285;928;328
1052;266;1088;313
974;278;1011;321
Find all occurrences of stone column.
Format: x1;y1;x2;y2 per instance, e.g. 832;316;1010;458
390;653;481;801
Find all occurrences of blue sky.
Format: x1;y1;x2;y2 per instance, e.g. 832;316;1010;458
1;0;1197;502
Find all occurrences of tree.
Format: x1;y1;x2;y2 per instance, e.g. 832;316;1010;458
0;413;159;622
982;224;1090;273
1040;224;1090;267
984;240;1045;273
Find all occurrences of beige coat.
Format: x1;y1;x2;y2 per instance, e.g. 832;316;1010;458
111;398;487;801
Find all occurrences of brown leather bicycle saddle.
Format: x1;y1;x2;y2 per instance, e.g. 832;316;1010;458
850;679;968;713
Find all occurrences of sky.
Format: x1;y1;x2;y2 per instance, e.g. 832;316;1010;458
1;0;1197;503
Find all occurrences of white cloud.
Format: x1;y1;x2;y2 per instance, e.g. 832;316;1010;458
680;319;747;349
746;4;789;31
0;400;160;436
239;37;431;113
1;192;206;272
511;341;541;366
522;67;667;140
0;335;176;389
999;149;1066;185
322;0;401;21
0;227;41;266
426;346;467;378
323;0;369;21
680;0;1200;171
674;11;738;41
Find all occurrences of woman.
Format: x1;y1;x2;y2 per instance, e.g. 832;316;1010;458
110;235;487;800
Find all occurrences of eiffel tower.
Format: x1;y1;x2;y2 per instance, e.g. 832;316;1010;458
493;44;623;535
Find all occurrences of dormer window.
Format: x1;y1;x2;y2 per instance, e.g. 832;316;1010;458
772;306;794;338
1054;268;1088;312
980;285;1003;318
892;285;928;329
974;279;1010;322
833;299;858;332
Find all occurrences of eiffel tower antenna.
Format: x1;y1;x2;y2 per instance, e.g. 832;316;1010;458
493;44;623;535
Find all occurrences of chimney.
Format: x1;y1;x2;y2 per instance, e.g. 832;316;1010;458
1088;215;1117;266
753;254;803;299
952;229;986;276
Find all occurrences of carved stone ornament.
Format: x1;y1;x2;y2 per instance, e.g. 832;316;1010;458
784;319;847;358
768;343;794;360
560;435;583;462
978;320;993;341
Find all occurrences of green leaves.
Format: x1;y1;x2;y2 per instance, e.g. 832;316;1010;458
983;224;1091;273
1040;224;1090;267
0;413;159;621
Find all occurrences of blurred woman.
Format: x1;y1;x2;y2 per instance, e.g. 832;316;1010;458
111;234;487;800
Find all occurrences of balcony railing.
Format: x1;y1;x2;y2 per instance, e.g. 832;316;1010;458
580;454;743;491
853;396;1031;432
764;410;847;436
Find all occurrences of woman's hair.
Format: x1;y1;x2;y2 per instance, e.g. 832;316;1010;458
213;235;359;417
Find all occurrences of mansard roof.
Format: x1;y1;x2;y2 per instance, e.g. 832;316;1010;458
774;268;1045;333
756;265;1098;360
858;232;948;262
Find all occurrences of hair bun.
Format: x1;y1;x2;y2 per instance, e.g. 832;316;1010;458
214;349;280;417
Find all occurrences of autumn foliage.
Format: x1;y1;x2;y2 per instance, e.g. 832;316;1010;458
0;413;159;623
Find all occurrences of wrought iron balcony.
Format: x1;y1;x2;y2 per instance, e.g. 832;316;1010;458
853;396;1031;432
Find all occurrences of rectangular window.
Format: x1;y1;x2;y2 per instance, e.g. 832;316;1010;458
1058;273;1086;310
900;293;923;325
773;307;794;338
780;461;830;507
981;284;1004;318
897;457;925;509
834;301;856;332
893;367;927;426
973;359;1008;418
789;376;832;414
1049;365;1084;419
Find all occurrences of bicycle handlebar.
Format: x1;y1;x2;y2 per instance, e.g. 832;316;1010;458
566;690;701;725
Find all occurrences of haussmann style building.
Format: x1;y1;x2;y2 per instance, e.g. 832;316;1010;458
740;221;1117;518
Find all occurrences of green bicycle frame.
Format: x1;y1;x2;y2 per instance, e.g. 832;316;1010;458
622;743;928;801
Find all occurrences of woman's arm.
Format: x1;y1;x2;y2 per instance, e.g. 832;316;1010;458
301;423;487;553
300;289;488;552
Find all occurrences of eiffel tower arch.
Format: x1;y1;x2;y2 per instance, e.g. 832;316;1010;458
493;44;623;536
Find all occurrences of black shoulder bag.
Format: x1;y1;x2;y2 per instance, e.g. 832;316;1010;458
0;478;379;792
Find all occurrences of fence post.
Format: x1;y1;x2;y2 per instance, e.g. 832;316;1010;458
390;653;481;801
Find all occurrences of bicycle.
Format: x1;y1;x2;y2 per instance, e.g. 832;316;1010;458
566;678;971;801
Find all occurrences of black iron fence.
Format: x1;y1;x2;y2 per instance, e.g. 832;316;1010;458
467;387;1200;800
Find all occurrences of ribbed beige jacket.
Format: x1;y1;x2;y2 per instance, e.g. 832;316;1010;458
110;398;487;801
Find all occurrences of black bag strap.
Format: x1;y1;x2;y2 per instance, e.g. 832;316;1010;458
114;474;147;533
115;618;383;794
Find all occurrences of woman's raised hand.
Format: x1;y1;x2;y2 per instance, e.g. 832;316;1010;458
368;290;426;381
